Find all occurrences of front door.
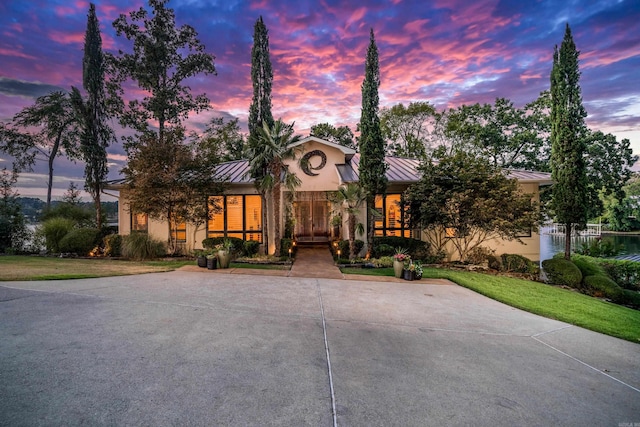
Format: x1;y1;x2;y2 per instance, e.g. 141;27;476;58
294;192;329;242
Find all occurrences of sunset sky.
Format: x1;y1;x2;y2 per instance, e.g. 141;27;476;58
1;0;639;199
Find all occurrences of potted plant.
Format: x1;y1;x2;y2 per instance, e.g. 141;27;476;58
413;260;423;280
217;239;233;269
195;250;207;268
206;252;217;270
393;247;410;278
403;261;416;281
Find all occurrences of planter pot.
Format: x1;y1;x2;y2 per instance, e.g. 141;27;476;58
217;250;231;269
403;269;416;281
206;257;217;270
393;260;404;278
197;256;207;268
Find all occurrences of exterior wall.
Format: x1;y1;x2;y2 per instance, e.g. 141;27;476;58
285;140;345;192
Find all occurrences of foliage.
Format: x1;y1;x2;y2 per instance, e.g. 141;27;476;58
248;119;302;255
107;0;216;148
500;254;538;274
583;275;623;300
310;123;355;149
358;29;388;256
371;256;394;268
0;91;79;206
58;228;101;255
0;168;30;253
40;217;75;253
619;290;640;309
202;237;244;254
465;246;494;265
372;236;430;260
122;128;223;254
542;258;582;288
550;24;588;259
406;150;539;261
70;3;114;229
195;116;245;162
593;259;640;292
40;183;95;227
380;101;437;158
576;237;620;257
280;238;297;257
566;254;606;280
103;233;122;257
329;183;367;259
243;240;260;257
487;255;502;271
335;239;364;259
392;246;410;263
121;232;165;260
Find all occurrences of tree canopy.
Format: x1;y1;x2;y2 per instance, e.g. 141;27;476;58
380;101;437;158
310;123;355;149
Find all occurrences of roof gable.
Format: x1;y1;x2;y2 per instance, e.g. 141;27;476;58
288;136;356;160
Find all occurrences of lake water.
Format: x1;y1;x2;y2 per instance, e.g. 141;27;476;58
540;232;640;261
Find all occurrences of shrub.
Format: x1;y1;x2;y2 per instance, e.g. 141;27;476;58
122;233;165;261
40;217;75;253
202;237;244;254
542;258;582;288
597;260;640;291
280;238;297;257
619;290;640;309
577;237;620;258
465;246;493;265
374;243;395;257
371;256;394;268
570;254;606;280
243;240;260;257
372;236;430;260
501;254;538;274
103;234;122;257
487;255;501;271
583;275;623;300
58;228;101;255
337;239;364;258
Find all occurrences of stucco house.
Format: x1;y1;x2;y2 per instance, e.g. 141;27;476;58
109;136;552;260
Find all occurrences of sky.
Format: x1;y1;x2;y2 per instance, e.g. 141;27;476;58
1;0;639;200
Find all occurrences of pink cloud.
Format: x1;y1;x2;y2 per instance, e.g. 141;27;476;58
49;31;84;45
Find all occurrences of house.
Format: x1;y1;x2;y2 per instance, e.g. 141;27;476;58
109;136;552;260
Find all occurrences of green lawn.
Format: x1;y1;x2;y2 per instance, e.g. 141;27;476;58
341;265;640;343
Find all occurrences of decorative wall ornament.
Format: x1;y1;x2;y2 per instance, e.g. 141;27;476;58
301;150;327;176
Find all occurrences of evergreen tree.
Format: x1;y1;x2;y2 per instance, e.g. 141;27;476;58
71;3;114;229
550;24;588;260
0;167;29;253
358;29;387;256
247;16;274;252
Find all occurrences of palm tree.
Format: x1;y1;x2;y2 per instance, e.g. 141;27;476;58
249;119;302;255
330;183;367;259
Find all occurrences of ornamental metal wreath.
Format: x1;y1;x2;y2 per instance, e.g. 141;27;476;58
300;150;327;176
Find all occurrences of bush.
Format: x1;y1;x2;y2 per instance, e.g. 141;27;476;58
465;246;493;265
583;275;623;300
372;237;430;260
577;237;620;257
596;260;640;291
371;256;394;268
374;243;395;257
337;239;364;258
619;290;640;309
501;254;537;274
487;255;501;271
542;258;582;288
122;233;165;261
280;238;297;257
243;240;260;257
570;254;606;280
58;228;101;255
40;217;75;253
103;234;122;257
202;237;244;254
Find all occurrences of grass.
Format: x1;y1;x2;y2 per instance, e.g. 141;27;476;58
340;267;394;276
0;255;188;281
340;265;640;343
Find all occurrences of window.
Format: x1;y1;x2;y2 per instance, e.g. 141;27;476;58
374;194;413;238
207;195;262;242
515;227;532;238
170;215;186;242
131;213;148;233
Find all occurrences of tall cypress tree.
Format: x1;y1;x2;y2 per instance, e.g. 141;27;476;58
71;3;113;228
248;16;274;253
359;29;388;256
550;23;588;260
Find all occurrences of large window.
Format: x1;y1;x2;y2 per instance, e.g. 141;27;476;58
131;213;148;233
208;195;262;242
170;215;186;242
374;194;413;238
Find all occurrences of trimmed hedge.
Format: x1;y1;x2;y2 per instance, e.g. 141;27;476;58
620;290;640;308
58;228;101;256
243;240;260;257
337;239;364;258
501;254;537;274
596;259;640;291
372;236;430;260
202;237;244;254
542;258;582;288
571;254;607;279
583;275;623;300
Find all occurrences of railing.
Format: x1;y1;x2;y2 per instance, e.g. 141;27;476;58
542;223;601;237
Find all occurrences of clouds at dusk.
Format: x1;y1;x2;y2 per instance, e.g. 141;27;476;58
1;0;639;199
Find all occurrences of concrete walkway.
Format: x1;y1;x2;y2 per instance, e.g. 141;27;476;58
1;271;638;426
289;247;343;279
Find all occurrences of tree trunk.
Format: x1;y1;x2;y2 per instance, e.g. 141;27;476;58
46;135;62;208
564;223;572;260
262;192;269;255
94;191;102;229
348;214;356;259
273;179;281;257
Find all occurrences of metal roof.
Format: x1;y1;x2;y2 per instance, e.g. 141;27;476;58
214;159;253;184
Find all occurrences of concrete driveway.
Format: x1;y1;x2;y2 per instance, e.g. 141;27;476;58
1;271;638;426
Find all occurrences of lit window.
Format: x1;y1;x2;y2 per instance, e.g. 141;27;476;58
170;215;186;242
373;194;413;238
132;213;148;233
208;195;262;242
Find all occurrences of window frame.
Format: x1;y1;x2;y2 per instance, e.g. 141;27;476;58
207;194;263;242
